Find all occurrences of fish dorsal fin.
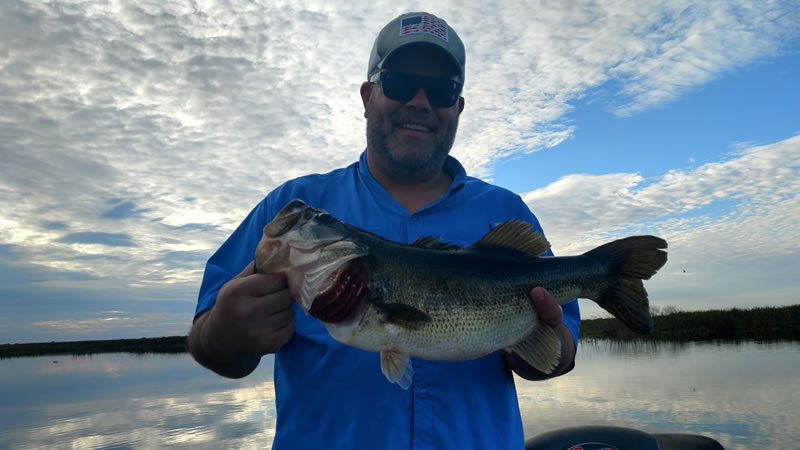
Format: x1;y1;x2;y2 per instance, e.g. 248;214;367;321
471;220;550;257
410;236;462;251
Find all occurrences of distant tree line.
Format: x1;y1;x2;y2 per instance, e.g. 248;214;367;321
2;305;799;358
0;336;187;358
581;304;800;341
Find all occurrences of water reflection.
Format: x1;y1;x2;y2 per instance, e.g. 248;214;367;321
580;337;799;358
578;338;693;358
517;340;800;449
1;341;798;449
0;353;277;449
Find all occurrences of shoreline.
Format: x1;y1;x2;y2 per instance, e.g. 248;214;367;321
0;336;188;358
580;304;800;341
2;304;798;358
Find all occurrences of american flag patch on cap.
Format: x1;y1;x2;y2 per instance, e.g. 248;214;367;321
399;14;449;42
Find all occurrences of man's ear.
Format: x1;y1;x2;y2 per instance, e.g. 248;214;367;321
457;96;465;115
360;82;373;118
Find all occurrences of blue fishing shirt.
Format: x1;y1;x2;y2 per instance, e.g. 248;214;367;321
195;151;581;450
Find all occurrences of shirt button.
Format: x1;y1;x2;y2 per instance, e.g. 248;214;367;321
418;389;428;399
410;214;419;221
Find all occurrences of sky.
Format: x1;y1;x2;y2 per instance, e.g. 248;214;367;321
1;0;798;344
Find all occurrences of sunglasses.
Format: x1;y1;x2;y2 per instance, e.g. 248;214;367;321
369;71;463;108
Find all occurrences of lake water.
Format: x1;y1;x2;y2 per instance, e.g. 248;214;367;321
1;340;797;449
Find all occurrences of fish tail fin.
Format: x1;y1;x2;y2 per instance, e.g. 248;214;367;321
585;235;668;334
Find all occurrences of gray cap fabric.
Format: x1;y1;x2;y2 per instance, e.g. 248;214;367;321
367;12;465;81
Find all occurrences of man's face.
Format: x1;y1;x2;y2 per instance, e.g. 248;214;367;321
361;45;465;182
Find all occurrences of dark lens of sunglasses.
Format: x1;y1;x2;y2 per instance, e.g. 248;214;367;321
380;72;460;108
380;73;418;103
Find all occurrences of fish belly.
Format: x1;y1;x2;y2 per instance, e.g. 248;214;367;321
338;295;539;361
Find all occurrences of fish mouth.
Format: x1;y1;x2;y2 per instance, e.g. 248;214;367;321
264;200;307;237
257;199;370;312
287;237;347;254
265;199;336;238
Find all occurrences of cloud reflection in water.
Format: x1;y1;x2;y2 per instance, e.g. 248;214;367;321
516;339;800;449
0;353;277;449
1;341;798;449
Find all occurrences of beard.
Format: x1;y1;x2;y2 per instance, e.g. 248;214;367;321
365;106;459;183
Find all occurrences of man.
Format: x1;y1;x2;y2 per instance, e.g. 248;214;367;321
189;11;580;450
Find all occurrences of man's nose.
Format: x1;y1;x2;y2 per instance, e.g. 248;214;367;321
405;87;432;109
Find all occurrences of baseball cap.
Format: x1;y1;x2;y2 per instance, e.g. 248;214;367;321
367;12;466;82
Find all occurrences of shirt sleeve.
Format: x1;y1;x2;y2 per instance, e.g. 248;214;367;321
194;198;273;319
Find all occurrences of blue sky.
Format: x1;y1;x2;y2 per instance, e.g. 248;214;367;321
495;51;800;191
1;1;798;344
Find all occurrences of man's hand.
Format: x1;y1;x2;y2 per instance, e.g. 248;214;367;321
504;287;576;380
188;261;295;378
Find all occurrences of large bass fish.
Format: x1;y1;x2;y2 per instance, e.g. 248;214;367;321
255;199;667;389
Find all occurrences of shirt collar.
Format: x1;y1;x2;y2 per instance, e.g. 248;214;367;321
357;149;467;195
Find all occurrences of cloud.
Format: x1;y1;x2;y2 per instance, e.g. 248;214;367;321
31;313;183;337
607;2;800;117
522;135;800;312
0;0;797;341
100;201;151;220
0;245;88;295
449;0;800;172
0;282;195;343
57;232;136;247
523;135;800;248
41;221;71;230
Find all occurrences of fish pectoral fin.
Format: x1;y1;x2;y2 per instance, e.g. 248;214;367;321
380;350;414;390
374;302;432;330
506;323;561;374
